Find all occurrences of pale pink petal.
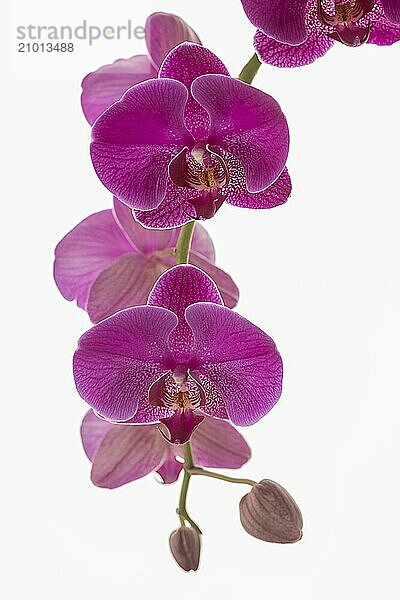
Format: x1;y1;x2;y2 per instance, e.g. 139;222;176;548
189;251;239;308
146;12;201;69
191;416;251;469
81;410;114;461
112;198;176;253
81;55;156;125
87;253;168;323
91;424;166;488
54;210;132;309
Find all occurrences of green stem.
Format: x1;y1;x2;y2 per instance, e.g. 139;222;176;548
187;467;256;487
238;52;262;84
176;442;202;533
175;221;195;265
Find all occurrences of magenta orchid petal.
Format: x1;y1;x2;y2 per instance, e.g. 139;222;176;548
90;78;192;210
381;0;400;22
81;409;114;461
189;223;216;263
81;55;157;125
159;43;229;139
73;306;177;421
186;303;283;426
254;28;334;68
156;453;184;484
90;424;166;488
190;416;251;469
148;265;222;363
241;0;309;44
160;410;204;445
54;210;132;310
189;251;239;308
87;253;168;323
227;167;292;209
191;74;289;193
367;13;400;43
146;12;201;69
112;198;175;254
133;182;195;230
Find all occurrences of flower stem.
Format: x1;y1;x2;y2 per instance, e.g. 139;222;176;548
175;221;195;265
176;442;202;533
238;52;262;84
186;467;256;487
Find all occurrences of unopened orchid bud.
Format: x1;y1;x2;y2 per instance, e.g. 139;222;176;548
169;527;201;572
239;479;303;543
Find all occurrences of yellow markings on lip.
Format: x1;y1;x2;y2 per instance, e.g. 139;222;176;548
335;1;352;23
198;168;217;190
172;391;191;410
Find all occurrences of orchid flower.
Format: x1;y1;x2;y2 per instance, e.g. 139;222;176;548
54;199;239;323
90;42;291;227
73;265;283;444
81;12;200;125
81;409;251;488
241;0;400;67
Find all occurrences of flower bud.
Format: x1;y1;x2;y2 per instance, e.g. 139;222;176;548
239;479;303;543
169;526;201;571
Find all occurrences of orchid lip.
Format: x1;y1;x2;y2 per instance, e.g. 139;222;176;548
317;0;375;46
148;365;206;412
169;143;229;220
147;365;207;444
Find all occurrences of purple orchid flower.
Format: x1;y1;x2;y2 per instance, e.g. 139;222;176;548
54;198;239;323
73;265;283;444
241;0;400;67
81;12;200;125
90;42;291;227
81;410;251;488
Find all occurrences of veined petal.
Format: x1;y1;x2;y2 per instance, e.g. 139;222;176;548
91;424;166;488
73;306;177;421
186;303;283;426
87;253;168;323
81;410;114;461
148;265;222;363
241;0;309;44
191;75;289;192
254;28;334;68
190;223;216;263
368;12;400;44
81;55;156;125
380;0;400;23
226;166;292;208
159;43;229;139
146;12;201;69
189;251;239;309
134;180;195;229
90;78;192;210
54;210;132;310
113;198;175;253
190;416;251;469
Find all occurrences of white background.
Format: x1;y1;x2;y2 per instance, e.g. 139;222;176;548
4;1;400;598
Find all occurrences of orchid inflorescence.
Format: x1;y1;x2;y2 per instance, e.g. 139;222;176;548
54;6;399;572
